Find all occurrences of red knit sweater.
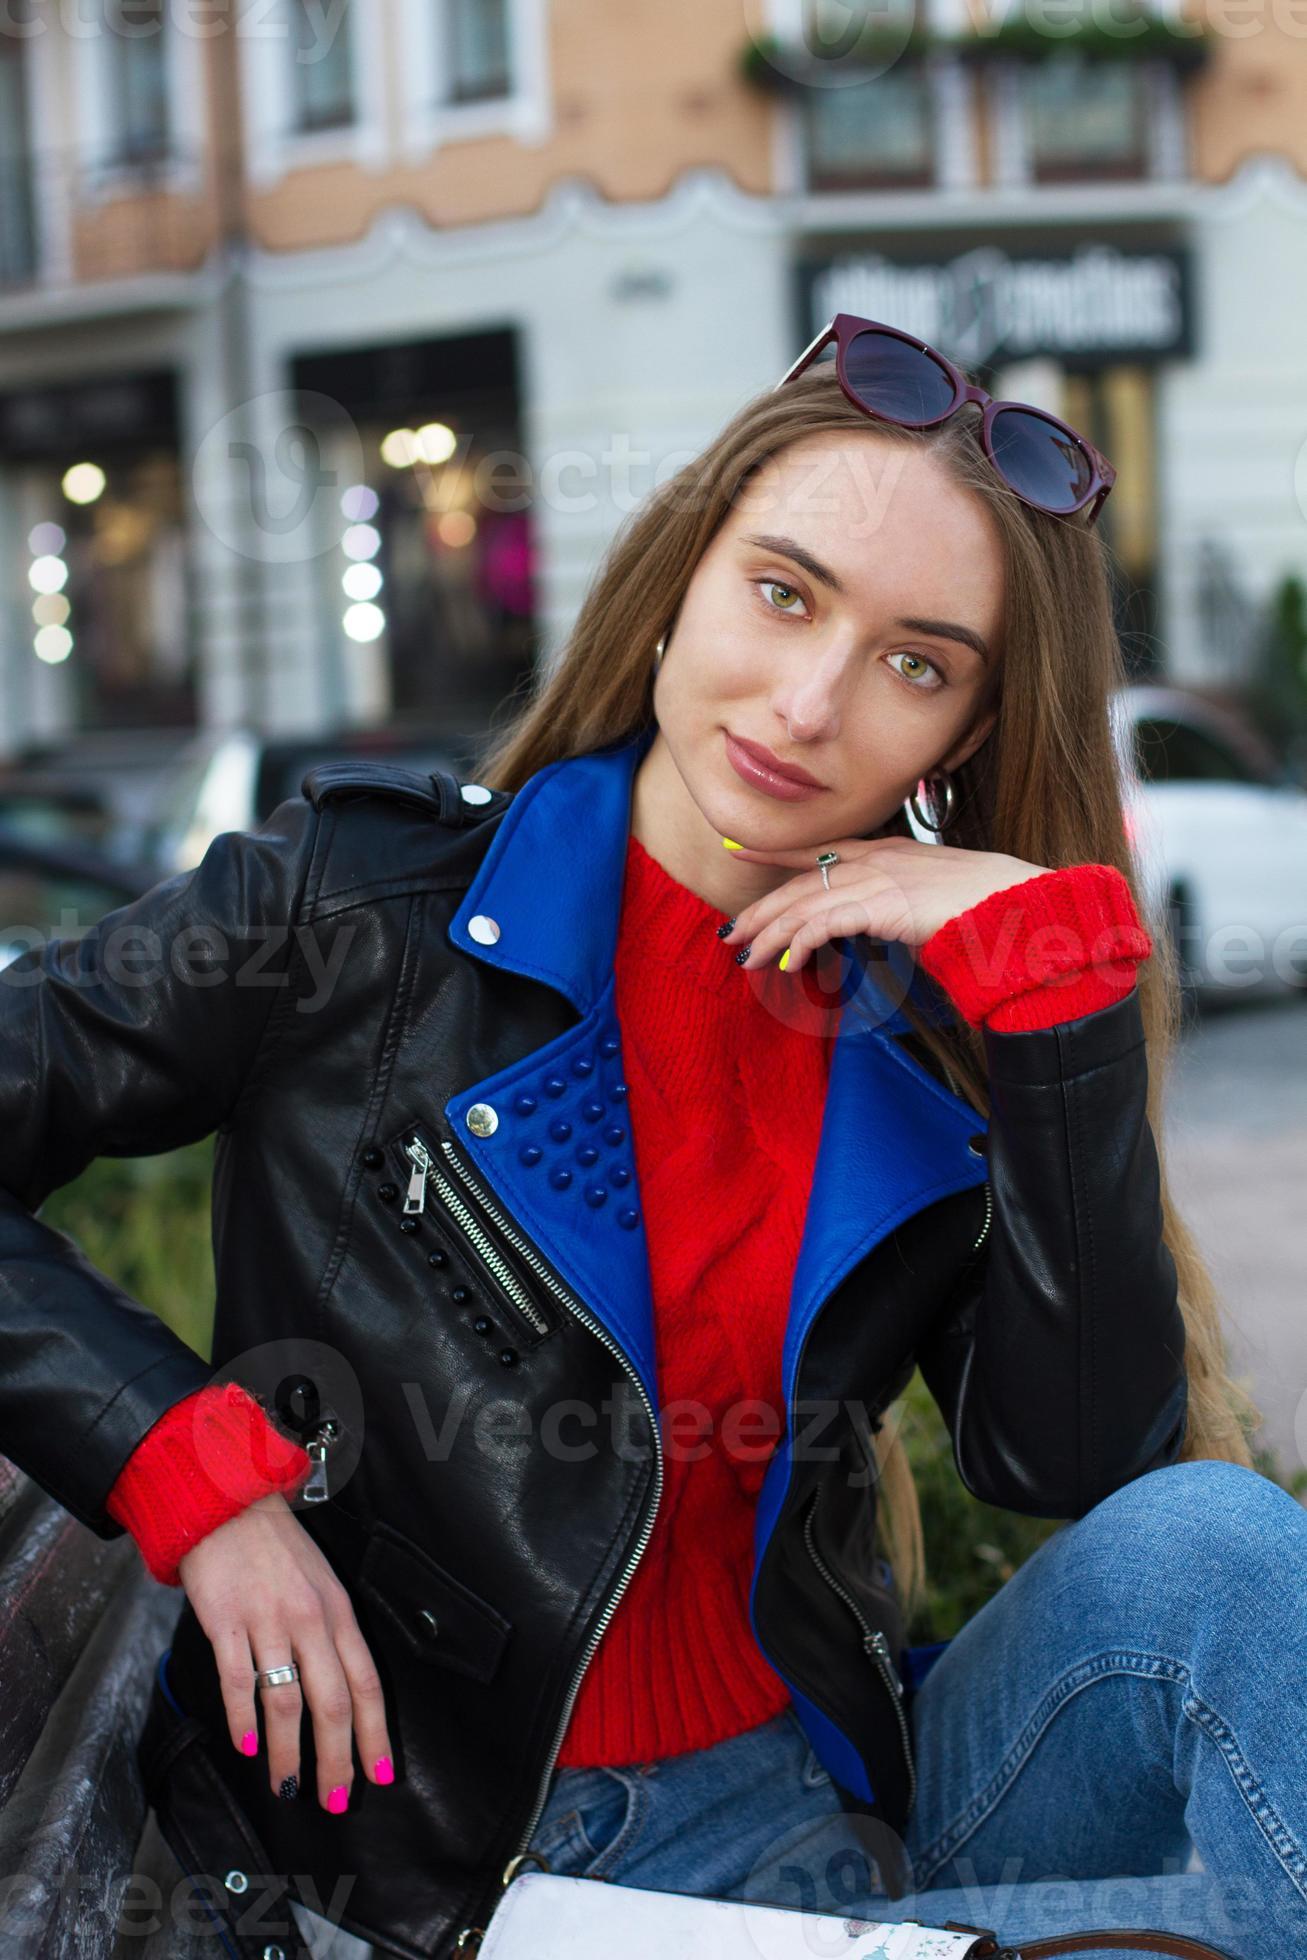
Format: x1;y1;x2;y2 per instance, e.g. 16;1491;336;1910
106;846;1151;1761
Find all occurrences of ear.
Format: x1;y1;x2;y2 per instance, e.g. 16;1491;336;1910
940;704;998;775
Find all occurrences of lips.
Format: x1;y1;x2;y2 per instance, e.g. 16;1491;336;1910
727;733;824;789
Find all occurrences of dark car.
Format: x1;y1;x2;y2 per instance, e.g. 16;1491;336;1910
0;833;156;974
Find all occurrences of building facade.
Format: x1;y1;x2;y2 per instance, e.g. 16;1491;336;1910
0;0;1303;763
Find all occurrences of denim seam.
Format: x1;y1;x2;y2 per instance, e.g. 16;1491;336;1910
910;1650;1190;1883
911;1646;1307;1914
1180;1679;1307;1903
584;1768;649;1880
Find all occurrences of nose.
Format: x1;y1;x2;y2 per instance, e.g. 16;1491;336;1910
775;649;855;741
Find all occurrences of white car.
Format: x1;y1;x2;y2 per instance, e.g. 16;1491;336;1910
138;724;464;876
1112;685;1307;1002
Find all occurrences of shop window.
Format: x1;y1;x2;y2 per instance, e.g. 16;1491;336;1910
20;449;196;730
1061;362;1159;675
342;427;536;739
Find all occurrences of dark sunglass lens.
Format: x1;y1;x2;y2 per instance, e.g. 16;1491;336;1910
989;406;1093;513
844;330;956;426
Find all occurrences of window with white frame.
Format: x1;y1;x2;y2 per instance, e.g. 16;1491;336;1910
803;72;935;190
1023;57;1148;182
289;0;357;132
0;38;36;284
445;0;513;104
104;0;170;164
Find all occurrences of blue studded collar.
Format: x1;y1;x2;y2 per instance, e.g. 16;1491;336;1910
444;724;989;1403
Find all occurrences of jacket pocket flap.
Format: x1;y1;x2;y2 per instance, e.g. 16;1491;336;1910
356;1520;513;1683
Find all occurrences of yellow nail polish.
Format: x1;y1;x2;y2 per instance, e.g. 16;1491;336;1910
721;837;743;852
779;947;791;971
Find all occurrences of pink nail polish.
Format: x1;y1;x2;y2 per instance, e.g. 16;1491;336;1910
240;1730;258;1756
327;1785;349;1813
374;1755;394;1784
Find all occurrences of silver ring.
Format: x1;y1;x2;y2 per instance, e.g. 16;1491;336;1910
256;1664;300;1689
817;850;839;893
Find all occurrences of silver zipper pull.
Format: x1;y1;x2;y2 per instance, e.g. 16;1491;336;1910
403;1138;430;1215
865;1629;904;1694
300;1418;339;1503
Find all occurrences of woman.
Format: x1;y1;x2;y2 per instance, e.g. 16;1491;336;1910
1;325;1299;1960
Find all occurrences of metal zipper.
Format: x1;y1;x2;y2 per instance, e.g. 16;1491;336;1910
438;1129;664;1949
801;1489;917;1814
400;1132;554;1341
933;1053;992;1259
300;1417;340;1504
971;1180;992;1255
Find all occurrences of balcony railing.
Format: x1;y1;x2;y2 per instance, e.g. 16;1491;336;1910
0;144;212;297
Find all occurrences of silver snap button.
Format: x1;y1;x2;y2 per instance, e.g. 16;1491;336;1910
468;914;500;945
460;782;493;805
263;1947;286;1959
418;1608;439;1636
466;1103;498;1138
224;1869;248;1894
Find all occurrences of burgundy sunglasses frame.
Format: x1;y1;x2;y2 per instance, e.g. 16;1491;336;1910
776;312;1117;526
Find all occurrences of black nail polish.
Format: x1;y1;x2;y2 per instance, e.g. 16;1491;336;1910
715;918;735;939
279;1775;299;1801
734;946;751;966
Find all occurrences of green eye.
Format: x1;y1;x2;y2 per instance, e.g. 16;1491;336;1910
888;650;945;690
761;581;803;612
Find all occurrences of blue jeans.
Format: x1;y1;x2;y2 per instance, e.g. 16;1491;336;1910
289;1460;1307;1959
515;1461;1307;1960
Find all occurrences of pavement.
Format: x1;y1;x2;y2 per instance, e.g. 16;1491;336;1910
1161;989;1307;1487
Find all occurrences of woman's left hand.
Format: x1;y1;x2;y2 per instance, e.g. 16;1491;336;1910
719;834;1054;969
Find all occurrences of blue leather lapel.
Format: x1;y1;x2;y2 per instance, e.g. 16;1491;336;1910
446;725;989;1412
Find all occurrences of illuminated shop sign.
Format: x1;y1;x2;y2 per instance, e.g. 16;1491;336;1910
798;240;1192;368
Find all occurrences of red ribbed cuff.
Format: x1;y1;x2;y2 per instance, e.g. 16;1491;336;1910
106;1381;313;1588
917;863;1152;1033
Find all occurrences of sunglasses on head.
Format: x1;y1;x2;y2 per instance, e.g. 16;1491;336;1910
776;313;1116;525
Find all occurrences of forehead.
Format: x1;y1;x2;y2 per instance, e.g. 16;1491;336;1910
723;431;1006;635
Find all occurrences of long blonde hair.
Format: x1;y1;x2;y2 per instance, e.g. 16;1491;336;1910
473;360;1260;1624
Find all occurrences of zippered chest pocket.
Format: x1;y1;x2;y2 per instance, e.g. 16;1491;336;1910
385;1122;561;1348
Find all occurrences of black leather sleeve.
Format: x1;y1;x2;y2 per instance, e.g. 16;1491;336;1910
0;795;322;1538
915;985;1189;1519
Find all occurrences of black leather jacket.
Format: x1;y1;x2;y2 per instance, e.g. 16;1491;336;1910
0;722;1188;1959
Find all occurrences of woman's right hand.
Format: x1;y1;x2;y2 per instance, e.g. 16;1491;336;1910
177;1490;394;1811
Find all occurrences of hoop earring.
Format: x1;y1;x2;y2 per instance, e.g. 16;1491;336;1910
653;635;666;671
905;768;956;833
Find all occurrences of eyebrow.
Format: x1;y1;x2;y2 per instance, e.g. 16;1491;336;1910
738;531;992;665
